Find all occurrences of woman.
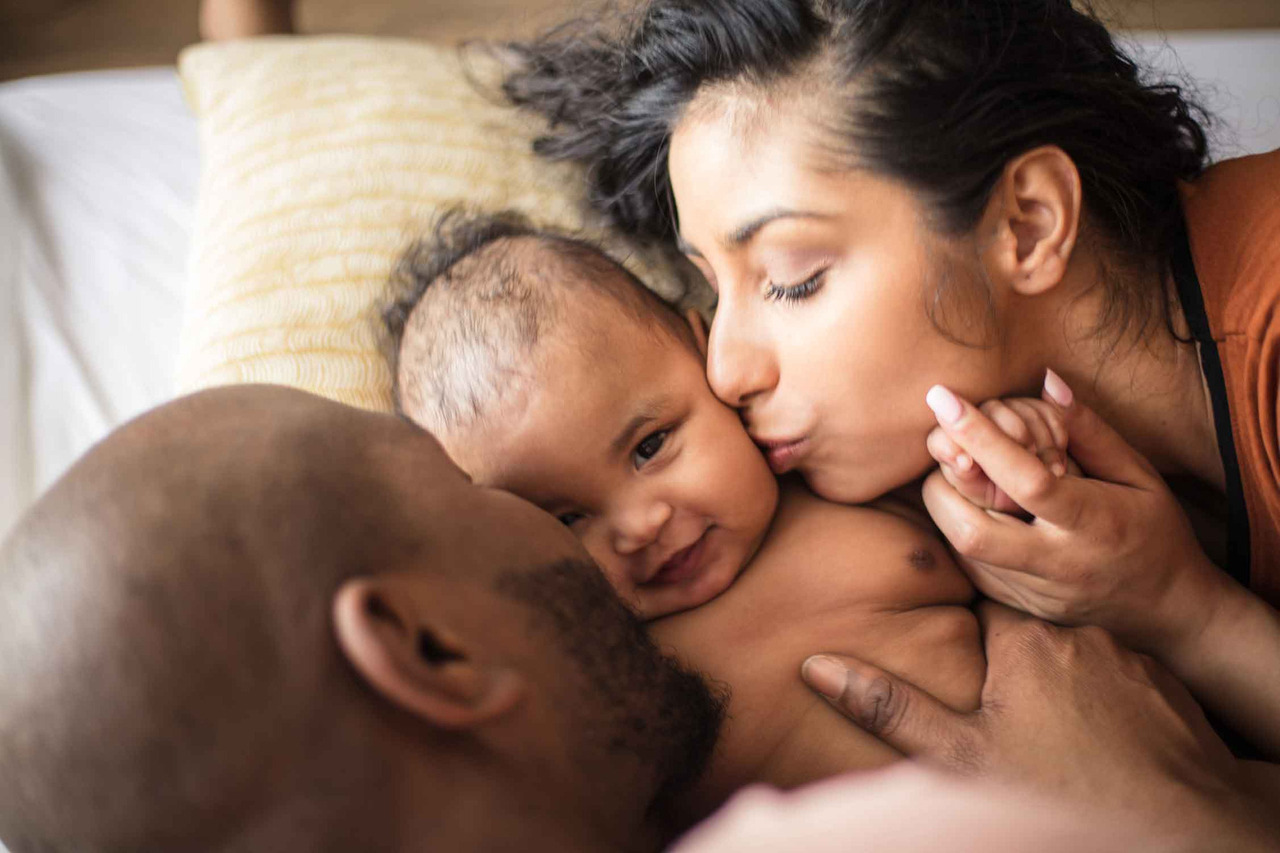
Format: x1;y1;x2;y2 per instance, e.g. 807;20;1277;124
504;0;1280;759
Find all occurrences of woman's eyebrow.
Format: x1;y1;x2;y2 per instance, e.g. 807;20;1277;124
678;209;830;256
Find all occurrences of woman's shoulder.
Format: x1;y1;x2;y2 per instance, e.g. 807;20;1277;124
1183;148;1280;333
1183;149;1280;274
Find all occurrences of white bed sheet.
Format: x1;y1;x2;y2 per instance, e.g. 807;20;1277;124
0;68;199;539
0;33;1277;547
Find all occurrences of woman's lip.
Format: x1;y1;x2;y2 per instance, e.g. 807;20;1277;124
646;530;711;587
758;437;809;474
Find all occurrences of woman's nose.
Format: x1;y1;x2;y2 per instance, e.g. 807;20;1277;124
706;309;778;409
611;497;673;556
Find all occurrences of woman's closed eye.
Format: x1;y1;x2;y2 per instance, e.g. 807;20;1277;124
632;429;671;469
765;268;827;303
557;510;587;527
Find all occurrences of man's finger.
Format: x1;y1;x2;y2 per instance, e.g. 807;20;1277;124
801;654;978;765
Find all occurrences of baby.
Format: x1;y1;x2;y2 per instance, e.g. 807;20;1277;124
385;211;1063;821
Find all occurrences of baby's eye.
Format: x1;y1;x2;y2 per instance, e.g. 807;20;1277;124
557;511;586;527
632;430;670;468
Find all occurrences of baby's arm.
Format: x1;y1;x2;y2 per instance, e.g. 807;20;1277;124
927;397;1076;516
200;0;294;40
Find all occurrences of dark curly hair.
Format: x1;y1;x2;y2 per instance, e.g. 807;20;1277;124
505;0;1211;333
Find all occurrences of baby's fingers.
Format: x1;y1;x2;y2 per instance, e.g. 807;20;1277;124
1004;399;1067;477
927;427;974;474
977;399;1033;449
930;429;1026;514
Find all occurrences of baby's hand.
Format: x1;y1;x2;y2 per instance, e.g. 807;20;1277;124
927;397;1076;515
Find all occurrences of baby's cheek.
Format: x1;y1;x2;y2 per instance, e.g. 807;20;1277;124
574;527;634;598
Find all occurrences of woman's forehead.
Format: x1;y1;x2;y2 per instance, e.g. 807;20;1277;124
670;112;856;252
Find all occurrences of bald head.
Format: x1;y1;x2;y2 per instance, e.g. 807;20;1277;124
0;387;451;851
0;386;724;853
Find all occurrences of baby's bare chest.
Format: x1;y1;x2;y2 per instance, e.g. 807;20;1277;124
651;499;985;718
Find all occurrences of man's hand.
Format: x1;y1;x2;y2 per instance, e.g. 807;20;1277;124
801;602;1279;847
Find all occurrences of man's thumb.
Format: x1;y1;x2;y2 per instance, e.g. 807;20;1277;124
802;655;969;762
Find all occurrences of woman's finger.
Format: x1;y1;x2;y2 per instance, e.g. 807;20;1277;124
938;460;1016;513
926;386;1081;526
926;427;971;473
961;559;1064;621
1041;370;1158;486
922;470;1045;566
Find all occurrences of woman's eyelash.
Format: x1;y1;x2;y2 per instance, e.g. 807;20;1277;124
765;269;827;303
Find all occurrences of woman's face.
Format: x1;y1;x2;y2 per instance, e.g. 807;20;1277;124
669;100;1028;503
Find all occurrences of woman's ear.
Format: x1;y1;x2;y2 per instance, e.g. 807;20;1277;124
332;577;525;729
980;146;1081;298
685;308;709;357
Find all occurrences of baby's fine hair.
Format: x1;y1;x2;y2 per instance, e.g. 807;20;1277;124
384;209;695;433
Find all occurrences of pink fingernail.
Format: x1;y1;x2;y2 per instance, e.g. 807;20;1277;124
926;385;965;426
1051;461;1067;477
1044;369;1074;408
956;453;973;472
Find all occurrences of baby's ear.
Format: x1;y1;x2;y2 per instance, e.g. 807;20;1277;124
684;308;709;357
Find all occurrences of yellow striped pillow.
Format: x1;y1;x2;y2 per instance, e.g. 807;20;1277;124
176;36;702;412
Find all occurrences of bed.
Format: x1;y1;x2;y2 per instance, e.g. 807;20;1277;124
1;30;1278;543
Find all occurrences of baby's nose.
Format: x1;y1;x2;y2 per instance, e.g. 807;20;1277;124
611;499;674;556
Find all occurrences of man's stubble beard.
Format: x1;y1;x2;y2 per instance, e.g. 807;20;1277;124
495;558;728;835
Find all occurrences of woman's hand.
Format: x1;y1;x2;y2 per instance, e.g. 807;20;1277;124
926;395;1077;516
798;602;1279;848
922;370;1280;759
919;371;1223;656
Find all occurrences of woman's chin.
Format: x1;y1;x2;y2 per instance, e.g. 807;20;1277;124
800;463;922;506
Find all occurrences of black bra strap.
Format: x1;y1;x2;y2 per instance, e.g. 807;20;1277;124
1170;216;1251;587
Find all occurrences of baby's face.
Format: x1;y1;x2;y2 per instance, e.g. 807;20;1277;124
460;308;779;620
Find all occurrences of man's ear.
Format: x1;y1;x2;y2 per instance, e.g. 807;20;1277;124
685;308;709;357
979;146;1081;298
332;577;525;729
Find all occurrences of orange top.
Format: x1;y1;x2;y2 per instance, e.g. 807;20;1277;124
1179;148;1280;606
